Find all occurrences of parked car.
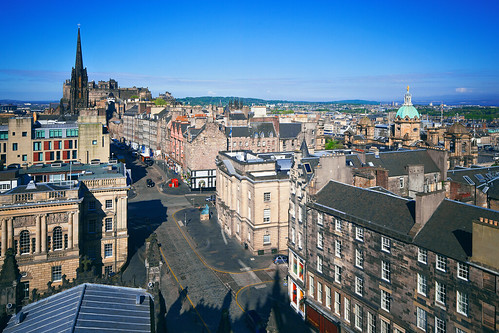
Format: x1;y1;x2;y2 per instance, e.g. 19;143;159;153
273;255;288;265
245;310;266;333
205;194;216;202
146;179;155;188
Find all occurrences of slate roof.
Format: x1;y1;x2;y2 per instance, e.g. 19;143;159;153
446;166;499;185
5;182;77;195
363;149;440;177
414;200;499;261
4;283;152;333
312;180;415;239
124;105;139;116
279;123;302;139
225;122;276;138
229;112;247;120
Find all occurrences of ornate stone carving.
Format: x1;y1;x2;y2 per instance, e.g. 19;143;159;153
13;216;36;228
46;213;69;225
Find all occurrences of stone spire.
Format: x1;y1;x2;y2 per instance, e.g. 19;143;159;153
75;26;83;71
69;26;89;114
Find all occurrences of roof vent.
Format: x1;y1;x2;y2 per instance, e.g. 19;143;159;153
90;159;101;165
108;159;118;164
51;163;62;168
26;180;36;190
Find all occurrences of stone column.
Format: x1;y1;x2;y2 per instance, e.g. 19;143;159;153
68;212;73;249
41;215;47;253
72;211;79;248
7;218;13;249
1;219;6;257
35;215;41;253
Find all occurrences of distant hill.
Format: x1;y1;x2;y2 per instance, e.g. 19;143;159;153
0;99;57;105
177;96;379;106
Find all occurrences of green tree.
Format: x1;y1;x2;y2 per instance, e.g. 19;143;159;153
154;98;166;106
129;95;139;100
325;139;343;150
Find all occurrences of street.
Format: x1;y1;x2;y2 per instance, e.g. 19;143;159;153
119;147;312;332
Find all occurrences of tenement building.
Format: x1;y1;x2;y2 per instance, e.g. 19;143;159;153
0;161;129;297
216;151;291;254
299;180;499;333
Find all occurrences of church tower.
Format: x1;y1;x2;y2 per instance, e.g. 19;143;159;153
391;86;421;147
69;27;89;114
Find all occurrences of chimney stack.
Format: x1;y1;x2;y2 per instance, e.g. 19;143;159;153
409;189;446;237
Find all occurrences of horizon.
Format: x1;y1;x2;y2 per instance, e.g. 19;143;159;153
1;1;499;104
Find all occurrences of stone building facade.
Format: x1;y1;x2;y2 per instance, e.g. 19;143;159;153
216;151;291;254
300;180;499;333
0;161;129;296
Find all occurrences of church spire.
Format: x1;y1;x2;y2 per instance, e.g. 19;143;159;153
404;85;412;106
75;26;83;71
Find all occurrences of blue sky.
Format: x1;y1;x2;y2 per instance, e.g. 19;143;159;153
1;0;499;104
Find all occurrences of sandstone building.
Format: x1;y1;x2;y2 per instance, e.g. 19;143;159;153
0;161;129;296
216;151;291;254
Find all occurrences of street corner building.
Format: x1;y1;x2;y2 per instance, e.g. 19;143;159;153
0;161;129;295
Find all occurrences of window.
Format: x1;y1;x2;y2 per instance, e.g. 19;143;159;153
399;177;404;188
104;244;113;258
263;208;270;223
317;212;323;226
263;234;270;245
298;206;303;223
53;227;63;250
33;141;42;151
35;130;45;138
355;227;364;241
52;266;62;281
22;131;27;137
49;129;63;138
435;317;446;333
456;329;466;333
368;312;376;333
355;276;364;296
381;318;390;333
335;240;341;257
248;206;251;221
435;281;446;305
416;307;427;331
105;218;113;232
344;298;350;322
105;199;113;209
381;236;391;252
417;274;427;296
317;282;323;303
89;200;96;210
334;265;341;283
334;291;340;314
92;140;97;145
309;275;315;298
355;249;364;269
418;248;427;264
457;262;469;281
264;192;271;202
436;255;446;272
317;255;323;273
66;128;79;137
19;230;30;254
354;304;362;330
105;265;113;276
381;290;390;312
335;218;342;232
298;233;302;249
12;143;18;151
326;286;331;309
381;261;391;282
291;227;295;244
317;232;323;249
248;190;251;200
20;281;29;300
456;291;468;316
22;154;27;161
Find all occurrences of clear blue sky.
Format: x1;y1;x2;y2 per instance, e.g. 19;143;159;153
1;0;499;104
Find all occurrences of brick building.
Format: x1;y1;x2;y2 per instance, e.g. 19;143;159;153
300;180;499;333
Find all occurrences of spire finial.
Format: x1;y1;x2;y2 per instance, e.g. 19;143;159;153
407;85;410;93
77;23;81;29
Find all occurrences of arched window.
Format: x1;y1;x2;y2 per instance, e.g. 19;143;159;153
53;227;63;250
20;230;30;254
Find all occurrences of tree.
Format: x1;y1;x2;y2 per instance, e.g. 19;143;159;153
325;139;343;150
154;98;167;106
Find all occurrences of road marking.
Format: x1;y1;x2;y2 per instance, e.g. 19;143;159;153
235;281;273;313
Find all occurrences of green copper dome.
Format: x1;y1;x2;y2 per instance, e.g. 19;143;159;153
396;105;420;119
396;86;420;119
